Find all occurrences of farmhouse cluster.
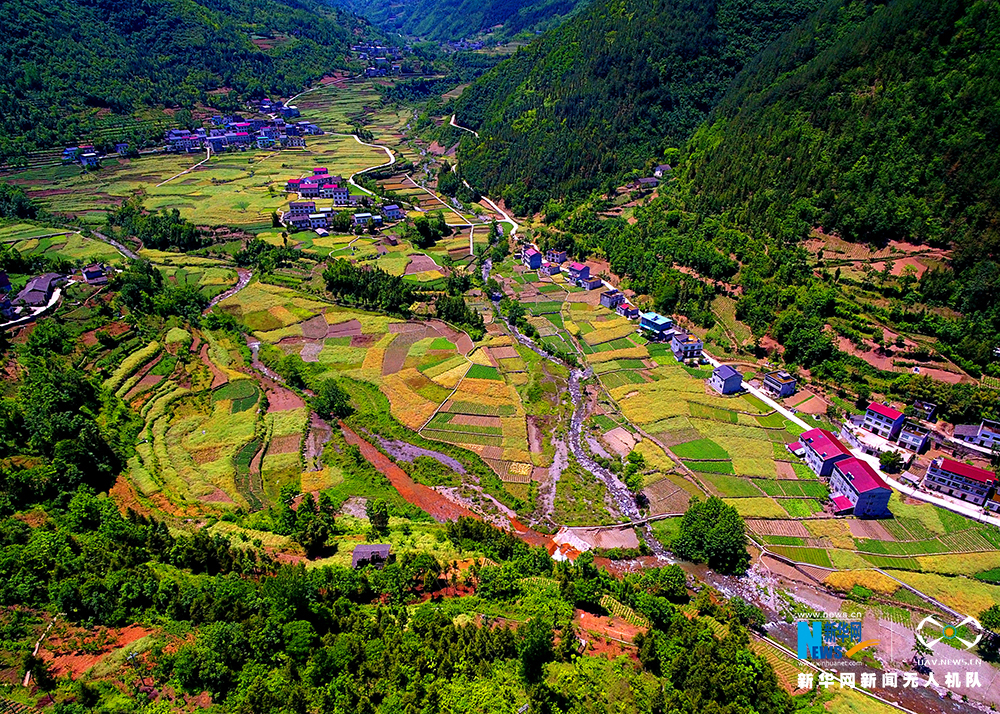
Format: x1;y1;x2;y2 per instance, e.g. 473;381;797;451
165;112;322;153
282;168;405;232
0;264;108;323
352;43;404;77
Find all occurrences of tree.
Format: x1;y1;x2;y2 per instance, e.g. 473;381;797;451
313;379;352;420
366;498;389;534
729;596;765;631
518;617;554;683
673;496;750;575
878;450;903;473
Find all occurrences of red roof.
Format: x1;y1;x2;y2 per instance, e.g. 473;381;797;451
939;459;997;484
287;179;302;184
867;402;903;421
569;262;586;271
831;495;854;512
799;428;851;460
835;458;890;493
788;441;803;452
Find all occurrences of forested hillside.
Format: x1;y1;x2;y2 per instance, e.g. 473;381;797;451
452;0;828;213
0;0;366;160
335;0;590;42
684;0;999;265
592;0;1000;393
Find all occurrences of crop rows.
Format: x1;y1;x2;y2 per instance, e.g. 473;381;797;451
599;595;650;628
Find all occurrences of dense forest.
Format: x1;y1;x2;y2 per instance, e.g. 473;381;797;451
334;0;591;42
0;0;367;160
452;0;829;213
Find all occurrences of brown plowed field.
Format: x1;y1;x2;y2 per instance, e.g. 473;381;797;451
747;519;810;537
849;519;895;540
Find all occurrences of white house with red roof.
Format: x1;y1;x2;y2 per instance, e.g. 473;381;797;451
862;402;905;440
829;457;892;517
925;458;996;506
799;427;852;477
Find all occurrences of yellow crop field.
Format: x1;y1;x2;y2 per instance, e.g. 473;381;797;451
714;437;774;459
732;457;776;477
255;324;303;343
587;346;649;363
381;374;439;429
723;498;787;518
583;321;638;346
916;551;1000;576
824;570;900;595
619;392;689;423
804;520;855;549
432;362;470;389
887;570;1000;614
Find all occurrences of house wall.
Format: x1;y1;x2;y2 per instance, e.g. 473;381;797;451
925;464;992;505
863;410;904;439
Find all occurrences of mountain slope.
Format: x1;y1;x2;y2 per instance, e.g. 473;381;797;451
452;0;829;213
0;0;366;159
335;0;591;42
683;0;1000;264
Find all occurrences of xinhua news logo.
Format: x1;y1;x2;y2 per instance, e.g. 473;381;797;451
797;620;879;661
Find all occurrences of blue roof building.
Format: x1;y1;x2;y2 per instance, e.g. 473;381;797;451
640;312;673;336
709;365;742;395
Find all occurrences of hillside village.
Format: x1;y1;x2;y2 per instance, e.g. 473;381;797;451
1;3;1000;711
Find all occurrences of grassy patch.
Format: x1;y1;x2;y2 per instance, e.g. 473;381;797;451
671;438;729;460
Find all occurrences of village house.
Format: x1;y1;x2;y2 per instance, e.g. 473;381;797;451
897;421;931;453
308;213;328;229
383;205;404;221
630;177;658;190
82;264;107;285
829;457;892;518
566;262;589;283
0;271;10;293
708;365;742;395
762;370;797;398
862;402;906;440
321;184;350;204
653;164;671;178
912;400;937;422
522;247;542;270
542;261;561;276
670;330;703;362
352;544;392;569
600;289;624;309
799;428;852;478
353;212;383;227
281;105;300;118
925;458;996;506
114;142;129;155
285;214;311;230
546;249;567;264
640;312;673;339
616;302;639;320
0;294;13;320
80;152;101;168
287;201;316;216
954;419;1000;450
15;273;63;307
580;276;603;290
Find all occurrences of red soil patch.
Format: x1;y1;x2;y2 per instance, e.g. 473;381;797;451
199;487;235;504
124;373;165;401
404;253;440;275
199;343;228;389
791;395;829;415
574;609;642;661
268;434;302;454
301;314;329;339
326;319;363;339
264;378;306;411
42;624;154;678
109;476;153;518
79;321;130;347
350;334;378;348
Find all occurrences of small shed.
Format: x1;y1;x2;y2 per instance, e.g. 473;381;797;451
352;544;392;569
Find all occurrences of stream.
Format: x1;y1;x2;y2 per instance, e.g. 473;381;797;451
484;264;669;556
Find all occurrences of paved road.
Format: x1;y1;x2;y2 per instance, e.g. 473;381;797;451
449;114;479;138
702;349;1000;527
